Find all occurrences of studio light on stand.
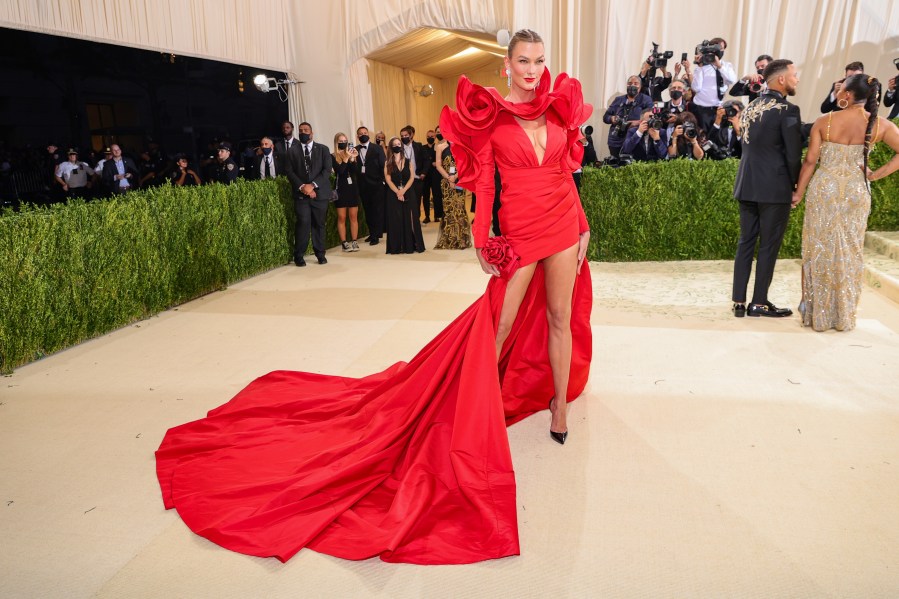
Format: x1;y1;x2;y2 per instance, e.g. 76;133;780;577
253;73;300;102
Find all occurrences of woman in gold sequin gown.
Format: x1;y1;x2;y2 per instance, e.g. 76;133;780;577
793;75;899;331
433;126;472;250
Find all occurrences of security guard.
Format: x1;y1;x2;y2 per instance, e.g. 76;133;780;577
210;142;239;184
54;148;95;199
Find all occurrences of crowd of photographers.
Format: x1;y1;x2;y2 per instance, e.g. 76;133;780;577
600;38;899;166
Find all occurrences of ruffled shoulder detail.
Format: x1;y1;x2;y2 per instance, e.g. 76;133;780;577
439;70;593;190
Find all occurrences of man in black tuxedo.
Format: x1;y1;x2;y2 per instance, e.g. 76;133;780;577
820;62;864;113
400;125;429;224
731;59;803;318
283;121;332;266
275;120;298;176
355;126;386;245
101;144;139;194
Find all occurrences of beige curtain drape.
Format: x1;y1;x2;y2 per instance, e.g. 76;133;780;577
3;0;897;156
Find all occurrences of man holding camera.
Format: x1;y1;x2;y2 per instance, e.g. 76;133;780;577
689;37;738;135
603;75;654;157
621;108;669;161
883;59;899;119
663;80;689;136
729;54;772;103
731;59;802;318
639;45;673;102
709;100;744;159
820;62;864;113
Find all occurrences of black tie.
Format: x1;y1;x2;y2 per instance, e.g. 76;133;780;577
264;157;271;178
715;68;724;101
304;145;311;172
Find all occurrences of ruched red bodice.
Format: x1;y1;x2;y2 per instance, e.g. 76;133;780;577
156;70;594;566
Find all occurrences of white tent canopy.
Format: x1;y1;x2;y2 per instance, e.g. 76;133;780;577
3;0;897;148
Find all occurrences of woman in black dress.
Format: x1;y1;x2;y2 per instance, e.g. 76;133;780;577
332;132;361;251
384;136;425;254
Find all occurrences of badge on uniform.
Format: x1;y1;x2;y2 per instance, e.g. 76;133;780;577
227;163;234;171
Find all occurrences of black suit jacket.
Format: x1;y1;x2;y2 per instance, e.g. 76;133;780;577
733;90;802;204
729;80;761;103
711;124;742;158
409;141;429;178
284;140;332;200
820;84;840;114
884;88;899;120
102;157;139;193
274;137;299;176
356;142;386;185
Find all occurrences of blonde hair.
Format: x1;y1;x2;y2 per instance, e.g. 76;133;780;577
507;29;543;57
333;132;350;164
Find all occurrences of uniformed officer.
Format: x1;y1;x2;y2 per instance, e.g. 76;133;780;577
54;148;95;199
210;142;239;184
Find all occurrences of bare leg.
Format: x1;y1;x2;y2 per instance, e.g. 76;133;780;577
349;207;359;241
494;262;538;359
542;242;579;433
336;207;347;242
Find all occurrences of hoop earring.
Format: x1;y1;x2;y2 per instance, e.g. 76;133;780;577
837;98;849;109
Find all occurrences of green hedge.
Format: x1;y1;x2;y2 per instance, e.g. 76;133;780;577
583;118;899;262
0;125;895;372
0;178;366;373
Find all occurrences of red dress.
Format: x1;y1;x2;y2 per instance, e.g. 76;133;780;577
155;70;593;565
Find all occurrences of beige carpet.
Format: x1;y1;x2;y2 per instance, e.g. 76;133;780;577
2;223;899;599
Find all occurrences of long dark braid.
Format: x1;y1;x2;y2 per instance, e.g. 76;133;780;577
844;74;881;174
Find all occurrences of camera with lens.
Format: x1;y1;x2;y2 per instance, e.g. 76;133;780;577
648;42;674;69
695;40;724;66
701;139;730;160
647;107;666;131
613;119;630;137
723;100;740;120
748;80;764;94
683;122;698;140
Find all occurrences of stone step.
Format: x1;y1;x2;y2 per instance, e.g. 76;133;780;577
865;231;899;261
863;247;899;305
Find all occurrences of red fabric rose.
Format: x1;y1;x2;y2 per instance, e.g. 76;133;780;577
481;236;519;280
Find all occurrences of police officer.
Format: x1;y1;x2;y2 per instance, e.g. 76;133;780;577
210;142;239;184
54;148;95;199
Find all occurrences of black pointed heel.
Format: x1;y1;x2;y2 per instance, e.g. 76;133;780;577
548;397;569;445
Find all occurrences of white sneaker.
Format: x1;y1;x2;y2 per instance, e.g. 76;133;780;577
351;240;360;252
342;242;351;252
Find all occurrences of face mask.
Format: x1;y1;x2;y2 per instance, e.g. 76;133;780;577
757;67;765;75
337;142;348;150
670;90;683;100
627;85;639;97
391;146;403;154
436;133;444;141
358;135;370;144
401;136;411;145
262;147;272;156
299;133;311;144
427;137;435;144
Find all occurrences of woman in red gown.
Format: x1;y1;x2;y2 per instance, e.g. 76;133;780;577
155;28;593;565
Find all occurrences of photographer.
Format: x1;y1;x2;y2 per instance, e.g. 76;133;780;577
639;44;674;102
708;100;744;159
663;79;690;136
883;59;899;119
689;37;738;135
730;54;772;103
602;75;654;157
621;108;669;161
821;62;864;113
668;112;705;160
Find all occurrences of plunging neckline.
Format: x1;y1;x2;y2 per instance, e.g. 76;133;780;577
511;114;550;167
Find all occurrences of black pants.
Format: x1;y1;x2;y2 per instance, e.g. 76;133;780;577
689;103;719;136
411;178;423;221
294;195;328;261
732;201;792;304
360;181;385;239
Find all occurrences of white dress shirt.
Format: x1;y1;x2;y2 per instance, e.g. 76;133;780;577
691;62;738;107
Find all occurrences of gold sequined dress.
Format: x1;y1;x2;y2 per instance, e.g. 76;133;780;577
434;146;472;250
800;125;871;331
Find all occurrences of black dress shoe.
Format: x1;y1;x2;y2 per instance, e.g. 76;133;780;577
733;303;746;318
316;254;327;265
369;239;379;246
295;258;306;267
548;398;568;445
748;303;791;318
